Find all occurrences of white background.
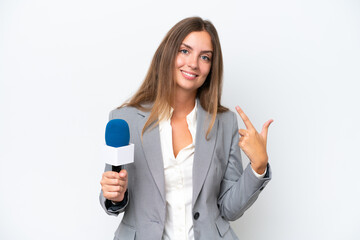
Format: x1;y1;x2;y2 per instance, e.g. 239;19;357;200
1;0;359;239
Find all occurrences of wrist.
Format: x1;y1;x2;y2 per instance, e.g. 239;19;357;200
251;163;267;175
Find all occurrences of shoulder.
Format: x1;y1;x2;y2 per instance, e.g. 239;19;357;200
109;104;151;122
216;109;237;124
109;106;138;121
215;110;239;137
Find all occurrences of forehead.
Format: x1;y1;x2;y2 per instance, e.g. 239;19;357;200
182;31;213;51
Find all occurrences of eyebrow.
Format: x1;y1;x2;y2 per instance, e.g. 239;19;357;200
181;43;213;55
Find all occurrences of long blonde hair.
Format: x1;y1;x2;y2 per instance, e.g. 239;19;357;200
121;17;228;138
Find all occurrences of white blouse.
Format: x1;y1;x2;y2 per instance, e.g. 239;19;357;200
159;102;197;240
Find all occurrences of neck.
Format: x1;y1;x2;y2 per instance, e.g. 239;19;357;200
172;90;196;118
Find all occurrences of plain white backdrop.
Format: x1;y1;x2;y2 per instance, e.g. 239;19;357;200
1;0;359;239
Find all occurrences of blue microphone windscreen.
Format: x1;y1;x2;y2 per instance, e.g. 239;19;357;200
105;119;130;147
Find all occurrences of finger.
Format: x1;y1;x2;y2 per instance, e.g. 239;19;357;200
238;129;248;137
238;137;246;149
260;119;274;141
103;191;121;200
103;171;121;179
235;106;254;130
104;185;122;193
104;179;127;191
105;178;125;186
101;177;114;186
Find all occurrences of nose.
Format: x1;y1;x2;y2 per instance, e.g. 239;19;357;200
187;55;198;69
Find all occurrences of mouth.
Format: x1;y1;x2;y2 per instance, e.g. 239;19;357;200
181;70;198;80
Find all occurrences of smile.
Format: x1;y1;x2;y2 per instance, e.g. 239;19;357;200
181;70;198;79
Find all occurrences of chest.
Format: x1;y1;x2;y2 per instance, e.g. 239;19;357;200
171;117;193;157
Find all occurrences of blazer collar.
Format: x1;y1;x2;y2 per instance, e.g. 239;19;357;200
193;100;219;205
136;106;166;203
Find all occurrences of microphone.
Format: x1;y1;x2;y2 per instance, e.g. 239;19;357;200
104;119;134;173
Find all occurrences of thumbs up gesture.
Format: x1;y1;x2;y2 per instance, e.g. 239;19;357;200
235;106;273;175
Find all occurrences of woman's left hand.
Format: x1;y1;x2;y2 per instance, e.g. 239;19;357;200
235;106;273;175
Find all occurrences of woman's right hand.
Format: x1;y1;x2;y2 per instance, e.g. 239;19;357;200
100;169;128;203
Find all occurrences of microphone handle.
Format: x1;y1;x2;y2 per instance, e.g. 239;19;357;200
112;165;122;173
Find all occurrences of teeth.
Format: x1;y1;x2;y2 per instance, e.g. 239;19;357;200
182;71;196;77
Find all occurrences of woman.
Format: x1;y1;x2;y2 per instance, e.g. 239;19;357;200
100;17;272;240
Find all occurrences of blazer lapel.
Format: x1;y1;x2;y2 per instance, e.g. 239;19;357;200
192;102;219;205
136;109;166;203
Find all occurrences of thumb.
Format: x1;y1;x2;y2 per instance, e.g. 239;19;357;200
119;169;128;179
261;119;274;141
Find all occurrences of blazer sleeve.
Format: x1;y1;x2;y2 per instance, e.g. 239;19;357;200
217;112;272;221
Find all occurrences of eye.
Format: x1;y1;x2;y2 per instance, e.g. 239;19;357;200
179;49;189;54
201;55;211;61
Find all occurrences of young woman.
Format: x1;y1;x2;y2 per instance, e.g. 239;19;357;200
100;17;273;240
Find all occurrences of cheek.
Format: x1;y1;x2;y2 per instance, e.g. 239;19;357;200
201;64;211;78
175;55;185;68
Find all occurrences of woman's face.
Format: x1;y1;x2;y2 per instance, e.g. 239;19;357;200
174;31;213;96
